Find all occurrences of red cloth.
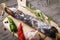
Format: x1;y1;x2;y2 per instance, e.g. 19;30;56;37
17;23;25;40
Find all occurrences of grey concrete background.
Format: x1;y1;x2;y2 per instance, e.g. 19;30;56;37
0;0;60;40
0;0;18;40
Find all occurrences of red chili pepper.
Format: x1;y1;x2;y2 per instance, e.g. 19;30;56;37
17;23;25;40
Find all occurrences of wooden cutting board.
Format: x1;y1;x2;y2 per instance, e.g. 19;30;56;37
3;6;60;40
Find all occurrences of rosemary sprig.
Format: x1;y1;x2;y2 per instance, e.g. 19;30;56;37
23;2;52;23
36;12;45;21
47;16;52;23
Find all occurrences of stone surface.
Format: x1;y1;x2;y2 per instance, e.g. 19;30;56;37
0;0;18;40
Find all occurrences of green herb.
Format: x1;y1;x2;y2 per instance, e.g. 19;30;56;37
7;16;17;33
27;1;32;9
47;16;52;23
36;12;45;21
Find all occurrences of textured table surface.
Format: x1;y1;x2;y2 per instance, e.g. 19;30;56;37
0;0;18;40
0;0;60;40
